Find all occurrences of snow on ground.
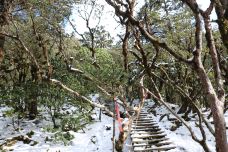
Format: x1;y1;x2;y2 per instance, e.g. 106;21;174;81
0;105;116;152
67;110;114;152
40;109;115;152
1;99;228;152
144;100;227;152
0;94;116;152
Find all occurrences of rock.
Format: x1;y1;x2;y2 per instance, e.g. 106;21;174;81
90;135;97;144
105;125;111;130
32;119;41;125
170;124;177;131
26;131;35;138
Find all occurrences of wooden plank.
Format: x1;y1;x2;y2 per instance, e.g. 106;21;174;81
132;123;158;126
133;121;156;123
131;125;159;129
136;117;154;120
132;143;151;147
133;120;156;122
135;116;153;120
132;122;157;125
131;131;165;135
134;117;155;122
132;124;158;127
133;121;156;124
155;141;174;146
132;138;168;143
131;134;166;138
137;117;154;119
132;122;158;125
132;142;172;147
135;119;152;121
138;115;149;117
131;128;161;132
134;146;176;151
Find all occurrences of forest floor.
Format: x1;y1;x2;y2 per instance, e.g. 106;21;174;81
0;100;228;152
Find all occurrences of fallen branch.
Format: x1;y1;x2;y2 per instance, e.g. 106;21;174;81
49;78;113;117
0;135;38;149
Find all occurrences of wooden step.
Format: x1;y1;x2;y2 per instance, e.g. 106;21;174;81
138;115;149;117
134;145;176;151
132;122;157;125
134;117;154;119
132;138;168;143
133;121;156;124
131;134;166;139
137;116;153;118
137;117;154;119
136;117;154;119
131;131;165;135
132;124;158;127
136;116;153;118
155;141;174;146
133;119;156;122
131;128;161;132
131;125;160;129
132;142;173;147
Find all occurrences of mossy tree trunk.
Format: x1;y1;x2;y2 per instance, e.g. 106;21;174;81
0;0;14;63
215;0;228;50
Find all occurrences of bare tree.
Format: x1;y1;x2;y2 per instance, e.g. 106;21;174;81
69;0;104;63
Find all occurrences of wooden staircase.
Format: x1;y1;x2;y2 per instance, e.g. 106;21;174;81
130;109;176;152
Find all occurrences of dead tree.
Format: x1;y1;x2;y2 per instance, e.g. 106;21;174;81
68;0;104;68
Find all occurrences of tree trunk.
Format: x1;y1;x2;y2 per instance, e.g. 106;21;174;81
200;140;212;152
209;94;227;152
215;2;228;50
218;20;228;50
28;97;38;120
0;34;4;64
0;0;13;63
202;11;228;152
195;63;227;152
177;100;189;114
0;0;6;64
